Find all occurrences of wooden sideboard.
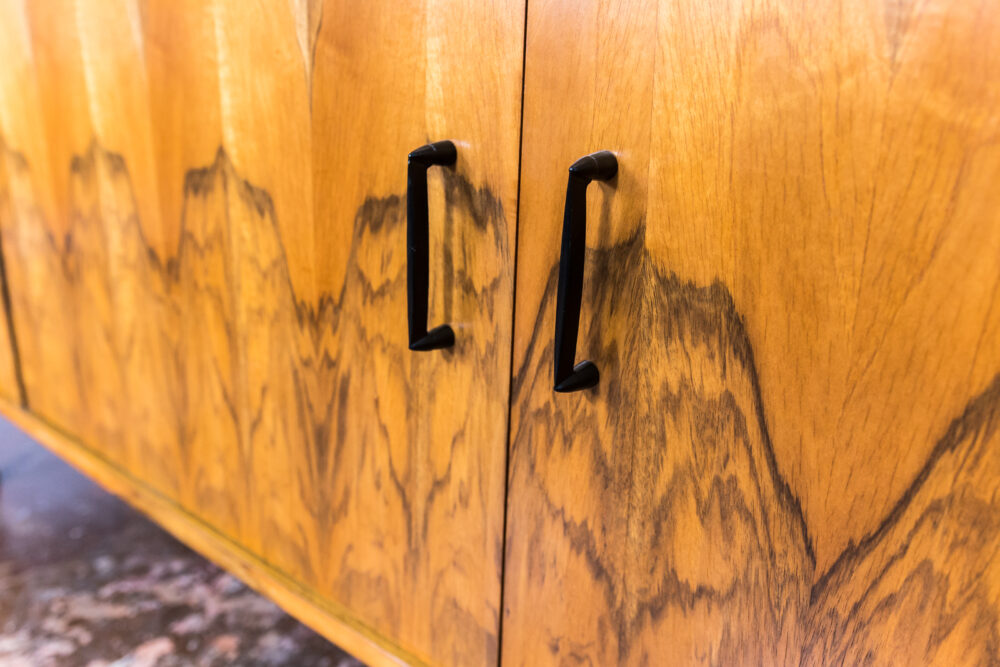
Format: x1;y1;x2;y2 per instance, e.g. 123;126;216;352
1;1;999;665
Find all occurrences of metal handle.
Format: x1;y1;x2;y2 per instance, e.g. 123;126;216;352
553;150;617;392
407;140;457;351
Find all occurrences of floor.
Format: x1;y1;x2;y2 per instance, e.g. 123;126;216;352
0;418;364;667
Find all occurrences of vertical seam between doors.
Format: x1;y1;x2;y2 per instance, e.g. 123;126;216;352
495;0;530;664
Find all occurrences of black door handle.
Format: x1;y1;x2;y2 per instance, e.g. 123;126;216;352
407;140;457;351
554;150;617;392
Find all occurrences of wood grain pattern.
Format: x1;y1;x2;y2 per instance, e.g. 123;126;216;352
503;0;1000;663
0;0;94;443
302;5;522;663
0;1;524;665
0;397;415;667
0;152;24;405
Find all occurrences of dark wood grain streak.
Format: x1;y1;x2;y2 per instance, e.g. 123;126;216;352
504;227;1000;665
0;134;511;665
0;137;114;451
804;372;1000;663
0;139;28;404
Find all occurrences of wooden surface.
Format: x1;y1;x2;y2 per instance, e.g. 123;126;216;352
0;0;89;443
303;3;522;664
0;1;524;665
503;0;1000;664
0;153;24;405
0;398;415;667
4;1;997;664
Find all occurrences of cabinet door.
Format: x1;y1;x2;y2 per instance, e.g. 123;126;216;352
304;4;522;663
504;0;1000;663
1;1;523;664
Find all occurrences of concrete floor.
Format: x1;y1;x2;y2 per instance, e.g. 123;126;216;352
0;418;364;667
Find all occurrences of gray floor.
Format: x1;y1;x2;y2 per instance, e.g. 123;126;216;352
0;418;364;667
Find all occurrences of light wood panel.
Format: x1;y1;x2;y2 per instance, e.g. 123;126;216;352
81;2;173;514
0;0;88;439
141;0;260;549
0;0;223;523
209;0;319;577
298;1;523;663
73;0;182;514
0;1;524;664
504;0;1000;664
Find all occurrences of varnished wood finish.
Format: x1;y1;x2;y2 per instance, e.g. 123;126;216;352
0;163;23;404
304;4;522;663
0;1;524;664
0;397;415;667
504;0;1000;663
5;0;997;664
0;0;91;442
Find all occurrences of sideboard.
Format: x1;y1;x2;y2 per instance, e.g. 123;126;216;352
1;1;998;665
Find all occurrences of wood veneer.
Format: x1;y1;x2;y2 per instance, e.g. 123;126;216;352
2;1;999;664
503;0;1000;663
0;1;524;665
